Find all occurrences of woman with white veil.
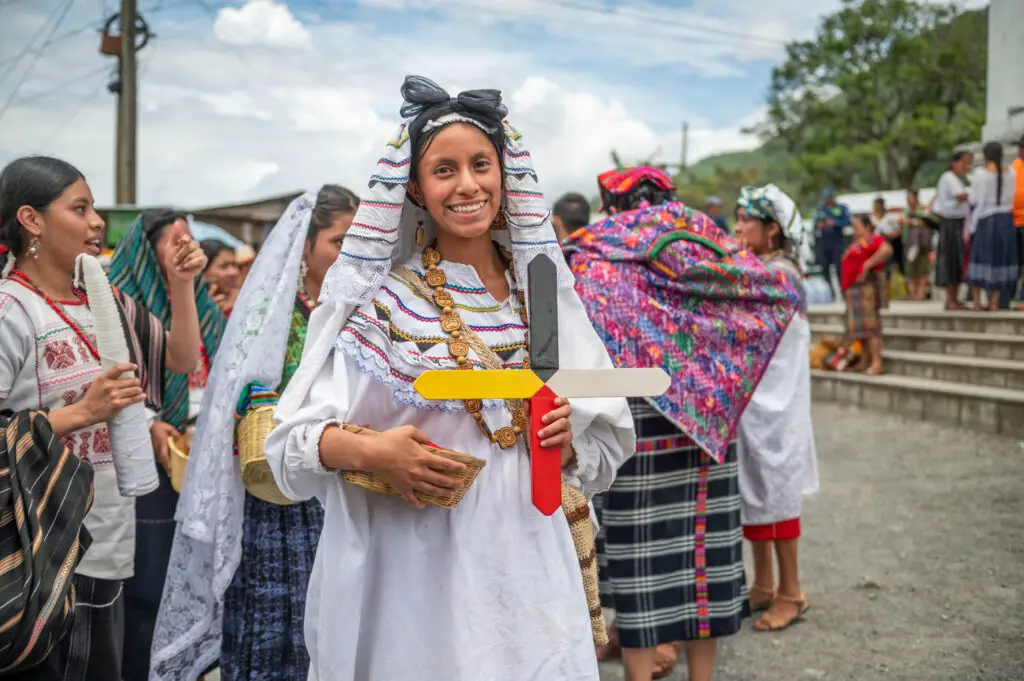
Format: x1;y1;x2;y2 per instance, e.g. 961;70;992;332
150;186;360;681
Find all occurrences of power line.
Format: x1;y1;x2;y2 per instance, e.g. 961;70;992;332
536;0;787;47
0;0;77;124
36;69;111;149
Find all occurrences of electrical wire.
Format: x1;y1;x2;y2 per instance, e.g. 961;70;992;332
0;0;77;124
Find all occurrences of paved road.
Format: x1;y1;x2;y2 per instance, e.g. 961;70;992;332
600;402;1024;681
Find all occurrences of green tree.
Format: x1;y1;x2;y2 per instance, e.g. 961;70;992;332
761;0;986;195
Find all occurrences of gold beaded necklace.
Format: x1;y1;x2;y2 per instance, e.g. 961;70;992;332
421;242;529;449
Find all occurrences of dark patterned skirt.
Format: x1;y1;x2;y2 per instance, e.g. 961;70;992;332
934;216;966;287
966;212;1020;291
123;468;178;681
220;492;325;681
594;399;748;649
845;282;881;340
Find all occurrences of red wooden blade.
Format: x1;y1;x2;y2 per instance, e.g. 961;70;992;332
529;384;561;516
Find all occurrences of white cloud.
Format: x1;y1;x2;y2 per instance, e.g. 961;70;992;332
213;0;312;50
0;1;840;209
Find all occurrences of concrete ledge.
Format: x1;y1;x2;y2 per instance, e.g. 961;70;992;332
882;351;1024;391
811;370;1024;438
811;324;1024;360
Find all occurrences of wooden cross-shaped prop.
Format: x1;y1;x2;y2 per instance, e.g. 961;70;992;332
414;254;670;515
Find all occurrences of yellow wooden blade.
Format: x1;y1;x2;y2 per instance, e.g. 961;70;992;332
414;369;544;400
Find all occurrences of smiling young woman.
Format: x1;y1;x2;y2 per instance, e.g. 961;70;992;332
0;155;205;681
255;76;635;681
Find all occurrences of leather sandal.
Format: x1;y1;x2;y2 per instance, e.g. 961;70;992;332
748;583;776;612
652;642;681;679
753;593;809;632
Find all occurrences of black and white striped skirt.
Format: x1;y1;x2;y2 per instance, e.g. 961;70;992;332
594;399;748;648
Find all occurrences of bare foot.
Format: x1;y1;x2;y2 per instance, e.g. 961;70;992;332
864;363;884;376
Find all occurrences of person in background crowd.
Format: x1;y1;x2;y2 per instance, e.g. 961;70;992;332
552;192;591;243
1011;136;1024;308
812;188;851;299
871;197;903;279
150;185;361;681
234;243;256;286
734;185;818;634
841;214;892;374
107;210;228;681
705;195;728;231
965;142;1018;312
901;189;934;301
574;164;801;681
199;239;240;315
932;151;972;310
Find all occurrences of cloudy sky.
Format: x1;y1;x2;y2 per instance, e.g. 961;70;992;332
0;0;986;208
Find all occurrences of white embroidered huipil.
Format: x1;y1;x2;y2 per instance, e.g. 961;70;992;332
0;281;136;579
265;111;634;681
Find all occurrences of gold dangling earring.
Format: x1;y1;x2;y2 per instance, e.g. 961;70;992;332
415;221;424;247
27;237;40;259
490;211;507;231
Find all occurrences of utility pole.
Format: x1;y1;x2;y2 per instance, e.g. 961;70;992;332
680;121;689;173
115;0;138;205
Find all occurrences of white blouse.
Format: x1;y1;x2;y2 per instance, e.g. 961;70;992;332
266;256;632;681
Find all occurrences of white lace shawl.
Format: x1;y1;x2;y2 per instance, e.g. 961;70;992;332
148;192;316;680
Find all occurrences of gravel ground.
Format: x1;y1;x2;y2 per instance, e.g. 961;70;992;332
600;402;1024;681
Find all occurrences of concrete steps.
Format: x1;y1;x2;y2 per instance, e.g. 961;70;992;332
808;308;1024;335
808;301;1024;436
810;371;1024;439
811;324;1024;360
880;351;1024;391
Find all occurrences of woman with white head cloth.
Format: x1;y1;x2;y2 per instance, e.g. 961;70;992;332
149;186;360;681
734;185;820;632
263;75;634;680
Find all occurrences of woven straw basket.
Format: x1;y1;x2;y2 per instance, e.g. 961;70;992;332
338;424;486;509
237;406;296;506
562;484;607;646
168;436;189;493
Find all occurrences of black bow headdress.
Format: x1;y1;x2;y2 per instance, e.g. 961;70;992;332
400;75;508;128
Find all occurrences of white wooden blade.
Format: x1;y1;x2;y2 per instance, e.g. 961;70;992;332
546;368;670;398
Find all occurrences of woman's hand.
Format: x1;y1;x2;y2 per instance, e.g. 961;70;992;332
78;363;146;425
365;425;469;509
855;267;869;284
150;421;180;475
164;223;207;283
537;396;577;467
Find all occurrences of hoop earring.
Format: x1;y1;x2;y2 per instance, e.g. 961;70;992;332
490;211;508;231
27;237;40;259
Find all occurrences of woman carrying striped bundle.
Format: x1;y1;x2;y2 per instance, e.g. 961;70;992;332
0;156;205;681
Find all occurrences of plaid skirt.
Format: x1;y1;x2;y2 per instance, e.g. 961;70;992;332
845;282;881;340
220;492;325;681
594;399;748;648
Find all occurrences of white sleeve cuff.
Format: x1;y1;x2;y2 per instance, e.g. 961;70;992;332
297;418;342;476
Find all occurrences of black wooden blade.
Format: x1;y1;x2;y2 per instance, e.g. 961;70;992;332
527;253;559;382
